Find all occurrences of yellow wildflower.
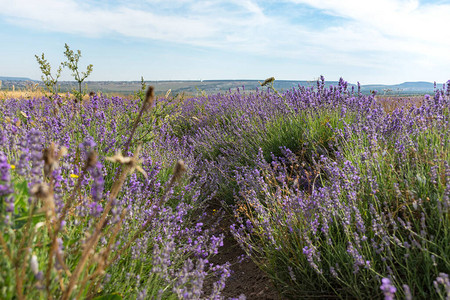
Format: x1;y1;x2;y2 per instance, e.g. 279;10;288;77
70;174;79;178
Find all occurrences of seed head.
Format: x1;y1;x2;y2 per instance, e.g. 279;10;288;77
145;86;155;109
43;143;67;177
172;160;186;183
260;77;275;87
31;182;51;198
31;183;55;218
43;143;56;176
106;146;147;178
87;151;98;168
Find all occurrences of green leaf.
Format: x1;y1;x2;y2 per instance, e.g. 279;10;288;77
13;212;46;230
13;179;30;211
93;293;123;300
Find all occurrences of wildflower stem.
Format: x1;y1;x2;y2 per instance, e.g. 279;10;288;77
0;233;12;260
62;146;141;300
123;86;154;154
111;160;185;264
14;200;37;300
86;209;127;298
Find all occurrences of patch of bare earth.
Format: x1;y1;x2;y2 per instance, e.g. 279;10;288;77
204;207;282;300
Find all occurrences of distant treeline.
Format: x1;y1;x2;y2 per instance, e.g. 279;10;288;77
0;78;439;96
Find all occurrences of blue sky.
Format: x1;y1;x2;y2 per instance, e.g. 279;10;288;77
1;0;450;84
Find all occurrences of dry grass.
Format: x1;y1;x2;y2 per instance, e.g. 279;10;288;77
376;95;425;112
1;90;47;100
0;90;127;101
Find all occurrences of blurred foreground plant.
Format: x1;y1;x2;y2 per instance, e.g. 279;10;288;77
0;87;230;299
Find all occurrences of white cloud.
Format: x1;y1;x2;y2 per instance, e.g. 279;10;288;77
1;0;450;83
0;0;219;40
287;0;450;53
1;0;446;51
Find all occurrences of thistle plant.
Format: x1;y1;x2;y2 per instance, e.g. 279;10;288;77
134;76;147;102
62;43;93;103
259;76;294;114
34;53;63;98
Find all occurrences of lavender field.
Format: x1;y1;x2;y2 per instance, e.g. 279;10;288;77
0;78;449;299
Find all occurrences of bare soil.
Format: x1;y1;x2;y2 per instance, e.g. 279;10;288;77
205;207;282;300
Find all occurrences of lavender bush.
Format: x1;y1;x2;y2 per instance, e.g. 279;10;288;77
161;77;449;299
0;88;230;299
227;80;449;298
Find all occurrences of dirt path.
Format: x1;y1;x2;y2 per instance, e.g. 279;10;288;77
205;207;281;300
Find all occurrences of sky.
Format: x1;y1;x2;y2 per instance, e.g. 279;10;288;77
0;0;450;84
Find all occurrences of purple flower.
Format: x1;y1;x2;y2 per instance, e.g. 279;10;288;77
433;273;450;298
403;284;412;300
89;162;104;202
88;202;103;218
0;152;14;197
380;278;396;300
0;152;15;219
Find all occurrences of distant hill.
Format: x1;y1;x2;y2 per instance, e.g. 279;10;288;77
0;76;35;81
0;77;442;96
361;81;439;94
398;81;436;89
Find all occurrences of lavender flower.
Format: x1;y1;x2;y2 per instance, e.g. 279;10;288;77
433;273;450;298
0;152;14;221
380;278;396;300
403;284;412;300
89;161;104;201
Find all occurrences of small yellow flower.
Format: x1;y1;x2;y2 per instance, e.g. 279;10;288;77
10;164;15;170
70;174;79;178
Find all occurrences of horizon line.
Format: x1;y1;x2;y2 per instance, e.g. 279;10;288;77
0;76;443;86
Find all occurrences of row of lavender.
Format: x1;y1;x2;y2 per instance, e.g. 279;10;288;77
170;79;449;299
1;77;449;299
0;93;232;299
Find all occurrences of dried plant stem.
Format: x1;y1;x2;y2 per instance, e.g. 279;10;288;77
44;184;57;298
61;176;126;299
15;201;37;300
55;87;152;299
55;249;71;277
85;209;127;299
59;161;89;222
15;235;31;300
123;102;146;154
15;269;25;300
260;77;294;114
43;156;90;297
0;233;12;260
123;86;154;154
62;147;140;300
111;160;185;263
